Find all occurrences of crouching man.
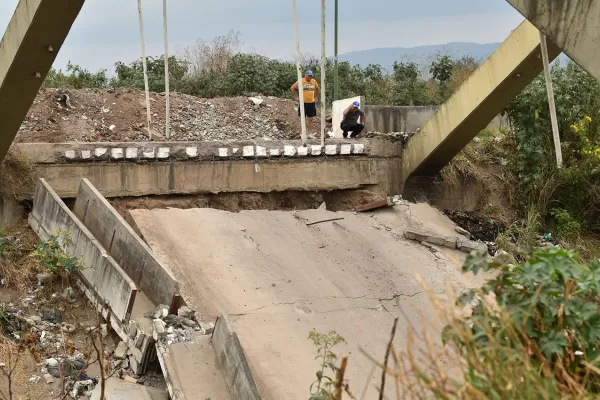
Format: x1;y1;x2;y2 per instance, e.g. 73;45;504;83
341;101;366;138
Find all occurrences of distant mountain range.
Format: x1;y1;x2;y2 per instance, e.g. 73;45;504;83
339;42;569;72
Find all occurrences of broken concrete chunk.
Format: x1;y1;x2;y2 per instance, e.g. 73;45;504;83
443;236;458;249
318;202;327;210
146;304;169;320
459;239;488;254
200;322;215;335
152;319;167;341
455;226;471;239
403;229;445;247
128;321;137;339
123;375;138;384
113;341;128;360
177;306;194;320
42;373;55;384
355;198;391;212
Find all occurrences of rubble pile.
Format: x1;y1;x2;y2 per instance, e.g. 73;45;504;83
17;88;312;144
364;130;416;143
147;304;214;346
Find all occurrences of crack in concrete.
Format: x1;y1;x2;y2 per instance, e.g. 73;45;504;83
378;291;424;302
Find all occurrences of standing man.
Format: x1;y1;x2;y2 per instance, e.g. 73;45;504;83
340;101;366;138
291;70;319;138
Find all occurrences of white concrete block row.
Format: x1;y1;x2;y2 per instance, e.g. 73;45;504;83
63;143;366;161
218;143;365;158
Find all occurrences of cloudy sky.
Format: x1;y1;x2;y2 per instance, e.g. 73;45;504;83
0;0;523;72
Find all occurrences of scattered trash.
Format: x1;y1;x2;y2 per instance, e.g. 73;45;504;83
28;375;41;384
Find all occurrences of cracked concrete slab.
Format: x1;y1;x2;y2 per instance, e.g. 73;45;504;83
130;205;486;399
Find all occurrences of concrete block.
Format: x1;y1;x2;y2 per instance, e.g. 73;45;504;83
232;147;239;154
157;147;170;159
284;145;296;156
218;148;229;157
113;341;128;360
185;147;198;158
459;240;488;254
242;146;254;157
128;321;137;339
65;150;76;160
269;148;280;157
94;148;107;158
455;226;471;239
129;356;140;374
311;145;322;156
443;236;458;249
135;332;146;349
340;144;352;155
403;229;446;247
325;144;337;155
353;144;365;154
110;148;124;160
297;146;308;156
81;150;91;160
125;148;138;159
128;346;143;363
255;146;267;157
141;149;155;159
152;319;166;341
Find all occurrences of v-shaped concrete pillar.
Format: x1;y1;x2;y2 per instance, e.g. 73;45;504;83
402;20;560;182
506;0;600;83
0;0;85;161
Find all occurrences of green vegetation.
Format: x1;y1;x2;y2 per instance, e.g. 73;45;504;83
32;230;84;276
308;330;347;400
43;31;476;107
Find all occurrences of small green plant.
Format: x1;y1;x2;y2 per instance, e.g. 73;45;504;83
308;330;346;400
550;207;581;238
32;230;84;276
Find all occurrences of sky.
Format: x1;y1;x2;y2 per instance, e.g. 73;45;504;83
0;0;523;73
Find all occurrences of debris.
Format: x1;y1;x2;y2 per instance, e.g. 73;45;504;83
318;202;327;210
123;375;138;384
459;239;489;254
62;286;76;303
248;97;264;106
445;210;505;243
37;272;52;286
145;304;170;320
305;217;345;226
404;229;445;247
28;375;41;384
108;124;116;131
45;358;59;377
113;341;128;360
454;226;471;239
177;306;194;320
355;198;392;212
42;373;55;384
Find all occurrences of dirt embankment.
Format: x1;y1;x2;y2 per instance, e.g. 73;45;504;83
16;88;323;143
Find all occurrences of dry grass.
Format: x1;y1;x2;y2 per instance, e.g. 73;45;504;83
0;335;47;400
356;277;600;400
0;224;38;295
0;147;34;201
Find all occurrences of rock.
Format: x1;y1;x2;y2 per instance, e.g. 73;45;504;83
113;341;128;360
61;323;76;334
62;287;76;302
164;314;197;329
454;226;471;239
248;97;264;106
152;319;166;341
37;272;52;285
46;358;59;377
177;306;194;320
459;239;488;254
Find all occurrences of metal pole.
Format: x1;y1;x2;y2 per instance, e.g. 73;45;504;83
162;0;170;139
137;0;152;140
320;0;326;147
334;0;339;101
292;0;307;146
540;32;563;168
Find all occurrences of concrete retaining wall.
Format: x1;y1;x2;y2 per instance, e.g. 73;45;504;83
0;197;22;227
28;178;136;322
212;314;261;400
72;179;178;308
363;105;507;134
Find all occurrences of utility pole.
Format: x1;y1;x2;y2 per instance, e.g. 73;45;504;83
540;32;563;168
162;0;170;139
292;0;307;146
137;0;152;140
334;0;339;101
320;0;326;147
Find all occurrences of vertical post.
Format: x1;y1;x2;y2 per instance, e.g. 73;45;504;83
292;0;307;146
334;0;339;101
320;0;326;147
162;0;171;139
137;0;152;140
540;32;563;168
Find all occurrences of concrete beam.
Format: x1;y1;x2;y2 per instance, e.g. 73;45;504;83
506;0;600;82
0;0;85;161
402;20;560;181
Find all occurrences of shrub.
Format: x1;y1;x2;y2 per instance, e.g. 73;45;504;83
32;230;84;276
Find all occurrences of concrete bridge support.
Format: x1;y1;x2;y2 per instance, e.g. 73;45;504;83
0;0;85;161
402;20;560;181
506;0;600;82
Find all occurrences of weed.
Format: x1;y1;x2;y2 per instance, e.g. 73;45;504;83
551;207;582;238
308;330;347;400
32;230;84;276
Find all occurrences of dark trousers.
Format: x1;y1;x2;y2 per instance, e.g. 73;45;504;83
341;123;364;138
